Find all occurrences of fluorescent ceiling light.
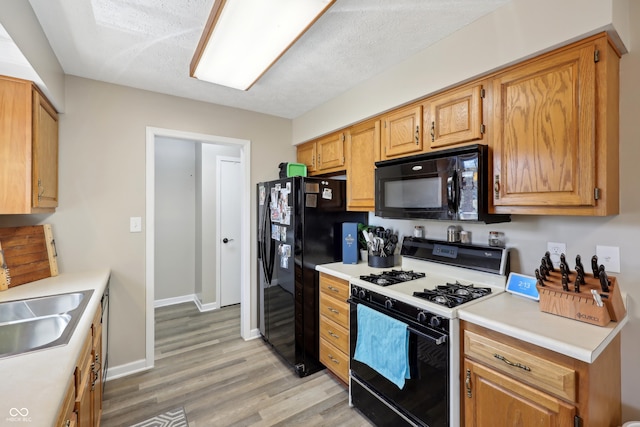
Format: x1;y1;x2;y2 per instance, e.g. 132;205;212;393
190;0;335;91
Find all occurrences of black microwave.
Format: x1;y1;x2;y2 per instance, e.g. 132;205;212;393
374;144;510;223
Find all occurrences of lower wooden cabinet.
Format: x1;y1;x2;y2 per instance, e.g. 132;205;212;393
56;299;104;427
461;321;622;427
319;273;350;383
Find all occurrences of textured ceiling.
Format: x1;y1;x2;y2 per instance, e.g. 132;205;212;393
26;0;510;119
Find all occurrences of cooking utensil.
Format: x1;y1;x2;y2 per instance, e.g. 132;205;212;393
561;273;569;291
575;254;584;273
598;266;610;292
544;251;555;272
591;289;604;307
591;255;599;278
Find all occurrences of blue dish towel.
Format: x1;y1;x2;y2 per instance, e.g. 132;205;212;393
353;304;410;389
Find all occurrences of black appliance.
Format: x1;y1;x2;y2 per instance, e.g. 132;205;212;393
257;177;366;377
374;144;510;223
349;237;510;426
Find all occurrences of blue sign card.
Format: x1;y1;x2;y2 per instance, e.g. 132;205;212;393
506;272;540;301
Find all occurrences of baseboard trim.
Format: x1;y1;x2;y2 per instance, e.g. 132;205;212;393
246;328;262;340
154;294;198;308
105;358;152;381
194;298;219;312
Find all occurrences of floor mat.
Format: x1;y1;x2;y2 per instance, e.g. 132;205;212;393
130;407;188;427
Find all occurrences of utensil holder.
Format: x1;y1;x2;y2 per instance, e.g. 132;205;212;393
368;255;394;268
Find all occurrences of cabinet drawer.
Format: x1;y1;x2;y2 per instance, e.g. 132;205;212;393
319;292;349;327
319;273;350;301
320;315;349;354
464;330;576;402
320;338;349;383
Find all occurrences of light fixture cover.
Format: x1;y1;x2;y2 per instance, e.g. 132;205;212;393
191;0;335;90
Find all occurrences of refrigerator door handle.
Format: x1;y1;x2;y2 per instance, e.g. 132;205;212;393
260;191;275;284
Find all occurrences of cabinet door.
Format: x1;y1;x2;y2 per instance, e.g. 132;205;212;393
317;132;345;171
32;90;59;209
381;104;422;159
346;119;380;211
464;359;576;427
296;141;317;173
492;42;596;209
425;84;484;149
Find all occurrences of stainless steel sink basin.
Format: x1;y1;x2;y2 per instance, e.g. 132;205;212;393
0;290;94;358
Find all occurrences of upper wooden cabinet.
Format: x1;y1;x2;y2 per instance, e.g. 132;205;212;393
381;104;422;159
296;140;317;174
346;119;380;211
491;34;619;216
0;76;59;214
296;131;346;176
423;83;485;150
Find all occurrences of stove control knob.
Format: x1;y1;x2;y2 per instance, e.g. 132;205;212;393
384;299;394;309
417;311;427;323
351;287;359;297
358;289;367;299
429;315;442;329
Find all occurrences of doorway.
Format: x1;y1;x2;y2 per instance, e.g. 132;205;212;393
145;127;252;370
217;156;242;307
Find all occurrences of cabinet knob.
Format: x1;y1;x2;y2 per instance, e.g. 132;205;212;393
494;175;501;199
430;121;435;142
415;126;420;145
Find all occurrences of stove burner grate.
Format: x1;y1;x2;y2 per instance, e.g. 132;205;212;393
413;282;492;307
359;270;426;286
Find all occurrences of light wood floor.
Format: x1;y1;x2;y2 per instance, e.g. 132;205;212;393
101;302;373;426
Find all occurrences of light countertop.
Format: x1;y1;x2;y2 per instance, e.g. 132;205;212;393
0;269;111;426
316;261;628;364
458;292;628;363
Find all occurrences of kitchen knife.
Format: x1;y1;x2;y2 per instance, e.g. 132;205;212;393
561;273;569;291
591;255;599;278
573;274;580;293
598;265;610;292
544;251;555;272
559;262;569;277
535;269;545;286
560;253;567;267
575;265;586;285
575;255;584;273
540;264;548;279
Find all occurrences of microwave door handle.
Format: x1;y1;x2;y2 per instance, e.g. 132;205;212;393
447;170;458;214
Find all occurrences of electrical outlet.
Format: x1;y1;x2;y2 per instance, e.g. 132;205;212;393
546;242;566;267
596;245;620;273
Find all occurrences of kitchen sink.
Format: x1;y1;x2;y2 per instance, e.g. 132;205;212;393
0;290;94;358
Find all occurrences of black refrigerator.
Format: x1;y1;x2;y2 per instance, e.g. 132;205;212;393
257;177;366;377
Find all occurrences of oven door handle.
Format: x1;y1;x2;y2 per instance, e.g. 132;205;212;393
407;326;447;346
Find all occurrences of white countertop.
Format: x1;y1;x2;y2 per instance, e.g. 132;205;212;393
316;261;628;364
0;269;111;426
458;292;628;363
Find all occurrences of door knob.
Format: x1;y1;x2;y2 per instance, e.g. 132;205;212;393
223;238;234;243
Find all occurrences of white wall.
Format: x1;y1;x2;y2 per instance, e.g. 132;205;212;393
0;75;294;371
291;0;640;420
154;137;196;301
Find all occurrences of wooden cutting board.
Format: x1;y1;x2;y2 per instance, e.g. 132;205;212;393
0;224;59;291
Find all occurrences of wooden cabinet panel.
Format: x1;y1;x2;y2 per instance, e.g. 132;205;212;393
296;141;317;173
319;272;350;301
381;104;422;159
464;330;576;401
346;119;380;211
491;34;619;215
317;132;345;171
320;338;349;383
319;316;349;354
0;75;58;214
55;376;77;427
464;359;576;427
425;84;484;149
320;292;349;326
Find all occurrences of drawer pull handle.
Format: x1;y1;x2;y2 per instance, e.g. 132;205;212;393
465;368;472;398
328;307;339;314
328;354;340;364
494;353;531;371
327;286;340;293
328;331;340;339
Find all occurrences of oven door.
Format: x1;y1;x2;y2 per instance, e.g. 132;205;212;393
349;299;449;427
374;154;458;220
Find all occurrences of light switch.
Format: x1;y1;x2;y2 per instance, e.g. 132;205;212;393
130;217;142;233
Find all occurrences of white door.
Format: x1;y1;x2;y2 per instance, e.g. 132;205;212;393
218;157;242;307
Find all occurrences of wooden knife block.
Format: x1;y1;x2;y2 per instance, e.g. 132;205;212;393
536;271;625;327
0;224;59;291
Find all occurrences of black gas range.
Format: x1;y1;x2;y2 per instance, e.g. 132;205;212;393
349;237;510;427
